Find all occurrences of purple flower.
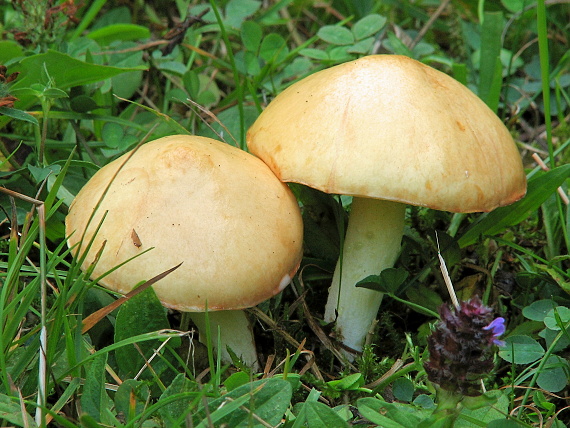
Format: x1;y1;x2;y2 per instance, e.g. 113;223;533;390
483;317;506;347
423;296;506;396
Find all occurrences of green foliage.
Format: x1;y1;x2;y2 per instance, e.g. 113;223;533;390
458;164;570;247
0;0;569;426
192;377;293;427
301;14;387;63
113;286;178;380
499;299;570;394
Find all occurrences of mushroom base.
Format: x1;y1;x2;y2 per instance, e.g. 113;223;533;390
323;197;406;359
189;310;259;370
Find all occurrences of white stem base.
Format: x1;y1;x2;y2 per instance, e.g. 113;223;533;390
324;198;406;358
189;310;260;370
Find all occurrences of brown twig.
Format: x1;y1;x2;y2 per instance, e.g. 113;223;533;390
409;0;452;50
296;265;358;370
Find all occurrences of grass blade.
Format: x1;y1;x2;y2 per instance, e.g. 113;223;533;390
478;11;503;112
458;164;570;247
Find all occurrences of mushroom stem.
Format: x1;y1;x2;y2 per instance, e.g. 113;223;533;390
324;197;406;358
189;310;260;370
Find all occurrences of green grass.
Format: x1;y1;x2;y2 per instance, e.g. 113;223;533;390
0;0;569;426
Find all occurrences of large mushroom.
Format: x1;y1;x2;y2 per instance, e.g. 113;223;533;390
247;55;526;358
66;135;303;368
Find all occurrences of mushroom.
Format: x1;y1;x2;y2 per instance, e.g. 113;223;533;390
247;55;526;358
66;135;303;368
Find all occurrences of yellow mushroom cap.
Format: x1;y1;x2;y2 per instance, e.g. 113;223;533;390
66;135;303;312
247;55;526;213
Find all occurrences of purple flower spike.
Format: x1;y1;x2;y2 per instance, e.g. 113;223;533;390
423;296;506;396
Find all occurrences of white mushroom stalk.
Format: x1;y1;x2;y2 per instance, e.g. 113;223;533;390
189;311;259;370
323;198;405;356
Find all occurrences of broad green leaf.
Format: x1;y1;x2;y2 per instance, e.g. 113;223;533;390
241;20;263;52
0;393;38;427
332;405;353;422
101;122;125;149
114;379;150;422
329;44;356;62
0;40;23;63
235;50;261;76
317;26;355;45
193;378;292;427
280;373;302;393
43;88;69;99
543;306;570;331
280;57;313;81
411;41;435;57
300;48;330;60
356;267;409;294
385;32;413;57
158;374;200;427
114;286;172;378
380;267;409;289
352;14;387;40
196;73;221;106
458;390;508;426
198;104;258;147
487;420;522;428
536;356;569;393
81;353;110;422
225;371;252;392
7;50;146;111
0;106;38;125
458;165;570;247
27;164;61;183
87;24;151;45
406;285;444;315
156;60;187;76
327;373;364;391
109;47;145;99
259;33;288;63
80;414;105;428
501;0;526;13
347;37;375;54
393;377;414;402
522;299;557;321
297;400;350;427
533;390;555;412
70;94;100;113
539;327;570;353
357;397;423;428
225;0;261;28
357;275;388;292
413;394;435;409
498;335;545;364
196;394;251;427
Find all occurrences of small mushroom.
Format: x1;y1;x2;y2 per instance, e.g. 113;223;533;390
66;135;304;368
247;55;526;359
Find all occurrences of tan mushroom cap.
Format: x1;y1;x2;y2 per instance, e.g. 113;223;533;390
66;135;303;312
247;55;526;213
